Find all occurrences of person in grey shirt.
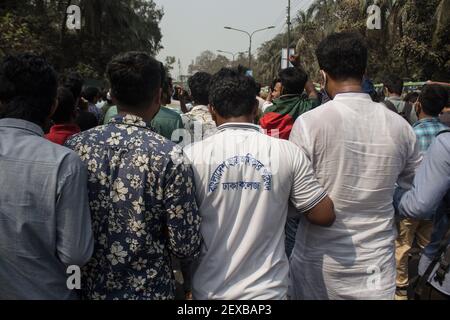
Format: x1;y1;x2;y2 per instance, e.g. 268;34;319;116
399;131;450;299
0;54;94;300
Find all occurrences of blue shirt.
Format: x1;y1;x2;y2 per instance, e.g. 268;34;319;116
0;118;93;300
65;114;202;300
399;132;450;295
413;117;448;154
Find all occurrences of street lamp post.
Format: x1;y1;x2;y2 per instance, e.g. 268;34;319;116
224;25;275;69
217;50;246;63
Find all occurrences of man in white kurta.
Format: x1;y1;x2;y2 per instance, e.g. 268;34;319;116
289;92;421;299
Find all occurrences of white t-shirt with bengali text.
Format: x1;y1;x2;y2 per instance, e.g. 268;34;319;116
184;122;327;300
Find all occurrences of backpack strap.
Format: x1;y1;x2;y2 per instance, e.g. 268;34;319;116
415;228;450;297
436;129;450;137
382;100;398;113
435;245;450;285
401;102;413;123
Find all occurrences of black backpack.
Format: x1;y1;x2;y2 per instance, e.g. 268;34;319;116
383;100;413;123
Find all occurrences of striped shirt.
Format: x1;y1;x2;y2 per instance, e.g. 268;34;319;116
413;117;448;154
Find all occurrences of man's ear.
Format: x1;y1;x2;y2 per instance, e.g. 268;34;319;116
208;105;217;122
415;101;422;115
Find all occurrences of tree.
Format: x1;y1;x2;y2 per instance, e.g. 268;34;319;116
164;56;176;76
0;1;164;79
188;51;231;75
253;0;450;84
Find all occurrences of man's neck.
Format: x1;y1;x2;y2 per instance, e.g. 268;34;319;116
418;113;435;121
388;93;401;99
54;121;77;127
215;116;255;127
327;79;363;99
118;106;157;124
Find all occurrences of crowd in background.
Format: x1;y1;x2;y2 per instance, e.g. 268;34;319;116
0;31;449;301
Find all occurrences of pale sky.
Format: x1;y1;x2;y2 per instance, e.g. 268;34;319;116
154;0;314;78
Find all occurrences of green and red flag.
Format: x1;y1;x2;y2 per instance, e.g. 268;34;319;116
260;95;319;140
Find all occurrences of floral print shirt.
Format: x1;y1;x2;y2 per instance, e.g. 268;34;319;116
180;105;217;143
65;114;202;300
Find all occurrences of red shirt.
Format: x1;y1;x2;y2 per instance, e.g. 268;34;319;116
45;124;81;145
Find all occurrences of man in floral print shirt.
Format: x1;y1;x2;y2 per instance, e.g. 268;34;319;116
65;52;202;300
180;72;217;143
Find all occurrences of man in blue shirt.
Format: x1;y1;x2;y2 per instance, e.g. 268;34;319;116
65;52;201;300
0;54;94;299
399;131;450;299
395;84;449;299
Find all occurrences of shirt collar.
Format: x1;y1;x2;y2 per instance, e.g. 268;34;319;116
49;124;81;133
191;105;209;112
0;118;44;136
108;114;148;129
413;117;441;128
334;92;371;100
217;122;261;133
387;96;402;101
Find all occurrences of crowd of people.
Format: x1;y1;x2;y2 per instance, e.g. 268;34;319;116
0;31;449;301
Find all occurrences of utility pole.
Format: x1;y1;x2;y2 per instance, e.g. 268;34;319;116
178;59;182;83
286;0;291;66
224;26;275;70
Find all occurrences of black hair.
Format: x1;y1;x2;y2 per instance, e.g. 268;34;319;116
271;78;281;91
209;67;257;118
0;53;57;126
188;72;212;105
82;87;100;103
404;91;419;104
160;64;172;105
419;84;449;117
278;67;308;95
107;51;162;109
316;32;368;81
255;82;262;96
52;87;76;124
63;72;84;100
383;75;404;95
369;91;381;103
76;110;98;132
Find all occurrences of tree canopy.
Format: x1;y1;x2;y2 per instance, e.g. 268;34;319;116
0;0;164;79
253;0;449;84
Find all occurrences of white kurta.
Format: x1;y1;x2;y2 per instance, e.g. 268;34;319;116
289;93;421;300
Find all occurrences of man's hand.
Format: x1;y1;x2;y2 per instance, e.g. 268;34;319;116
305;80;319;99
289;55;301;68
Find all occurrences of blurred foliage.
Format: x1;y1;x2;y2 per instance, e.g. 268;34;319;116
253;0;450;84
188;50;232;75
0;0;163;81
